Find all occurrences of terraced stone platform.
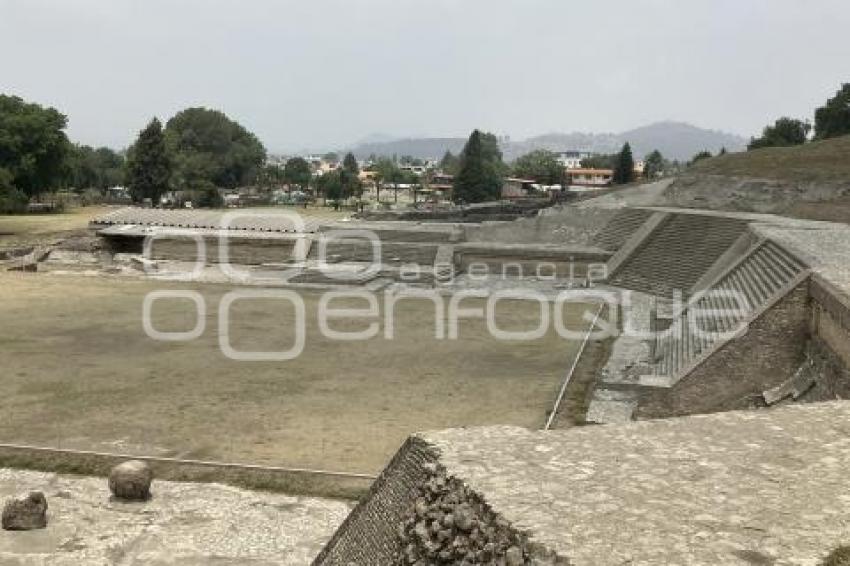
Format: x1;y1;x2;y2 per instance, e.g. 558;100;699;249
318;402;850;565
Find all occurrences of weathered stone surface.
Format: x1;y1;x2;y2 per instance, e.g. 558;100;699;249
420;402;850;565
108;460;153;501
0;468;349;564
2;491;48;531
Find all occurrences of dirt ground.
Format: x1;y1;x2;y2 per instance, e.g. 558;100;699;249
0;206;110;249
0;272;597;474
0;205;351;250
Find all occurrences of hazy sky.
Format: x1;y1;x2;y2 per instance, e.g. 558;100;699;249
2;0;848;152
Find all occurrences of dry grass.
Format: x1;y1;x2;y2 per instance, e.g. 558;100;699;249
690;135;850;184
0;206;111;248
0;273;597;475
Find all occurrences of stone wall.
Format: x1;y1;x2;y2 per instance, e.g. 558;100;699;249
635;281;811;418
464;206;620;246
104;235;301;265
805;276;850;399
314;436;562;565
313;437;438;565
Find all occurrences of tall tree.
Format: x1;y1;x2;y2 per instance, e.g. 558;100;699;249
283;157;312;190
0;94;70;199
643;150;665;179
512;149;564;185
370;157;404;202
66;144;124;191
126;118;171;204
439;150;460;175
315;170;345;208
164;107;266;190
815;83;850;140
342;152;359;176
340;152;362;199
0;167;28;213
612;143;635;185
453;129;504;203
748;117;811;150
257;164;286;188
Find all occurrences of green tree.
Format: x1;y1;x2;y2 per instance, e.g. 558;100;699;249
323;152;339;164
66;144;124;191
612;143;635;185
315;170;345;207
815;83;850;140
340;152;362;198
342;152;359;176
0;94;70;199
644;150;665;179
439;150;460;175
453;129;504;203
0;167;28;213
126;118;172;204
690;150;713;165
748;117;811;150
370;157;404;202
194;181;224;208
580;153;617;169
164;107;266;191
283;157;312;189
257;164;285;188
512;149;564;185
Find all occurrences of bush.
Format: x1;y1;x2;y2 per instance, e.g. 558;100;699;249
0;186;28;214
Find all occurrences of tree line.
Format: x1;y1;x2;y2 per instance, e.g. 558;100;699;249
747;83;850;150
0;94;270;211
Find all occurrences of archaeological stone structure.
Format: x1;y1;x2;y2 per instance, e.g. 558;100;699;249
6;194;849;564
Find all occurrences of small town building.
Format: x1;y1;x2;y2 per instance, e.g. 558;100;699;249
567;168;613;187
501;177;537;199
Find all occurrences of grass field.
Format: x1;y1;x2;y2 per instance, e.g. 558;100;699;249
0;206;110;248
0;205;352;250
0;272;596;475
691;134;850;183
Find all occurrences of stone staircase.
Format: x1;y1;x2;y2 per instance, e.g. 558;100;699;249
649;240;809;380
592;209;653;252
609;213;750;297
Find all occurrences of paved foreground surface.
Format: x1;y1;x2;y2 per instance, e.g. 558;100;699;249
423;402;850;565
0;468;350;565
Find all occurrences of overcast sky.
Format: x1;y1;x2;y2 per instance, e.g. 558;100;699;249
1;0;848;152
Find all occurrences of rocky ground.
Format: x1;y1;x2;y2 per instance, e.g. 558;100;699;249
0;467;351;565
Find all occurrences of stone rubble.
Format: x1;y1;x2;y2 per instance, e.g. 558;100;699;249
394;462;563;565
1;491;48;531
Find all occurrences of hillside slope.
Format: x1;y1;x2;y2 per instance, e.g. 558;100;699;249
663;135;850;220
689;134;850;183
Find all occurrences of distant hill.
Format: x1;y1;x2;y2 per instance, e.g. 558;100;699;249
347;122;747;162
351;137;467;161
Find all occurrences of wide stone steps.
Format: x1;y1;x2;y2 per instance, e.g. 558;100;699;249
610;214;750;297
652;241;807;378
592;209;653;252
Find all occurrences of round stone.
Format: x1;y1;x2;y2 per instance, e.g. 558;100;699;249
108;460;153;501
